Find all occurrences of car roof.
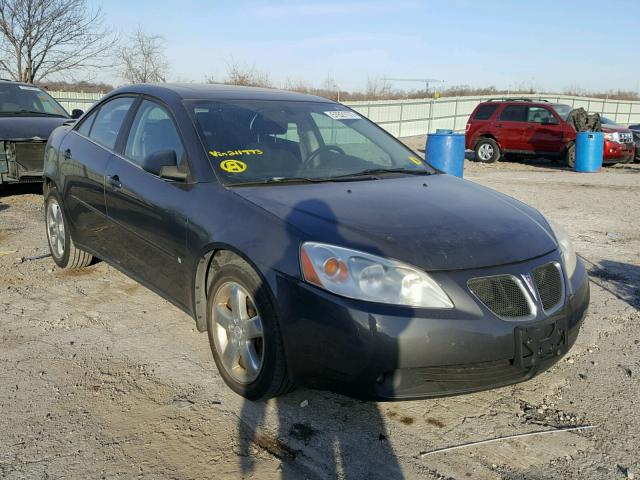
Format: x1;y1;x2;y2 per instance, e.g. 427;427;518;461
107;83;334;104
0;78;43;89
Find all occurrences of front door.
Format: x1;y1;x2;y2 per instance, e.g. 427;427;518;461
524;106;564;154
103;99;191;309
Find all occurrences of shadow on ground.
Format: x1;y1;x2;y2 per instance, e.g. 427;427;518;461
0;182;42;197
587;259;640;309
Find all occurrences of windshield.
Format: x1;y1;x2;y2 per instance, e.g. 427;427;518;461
188;100;434;184
551;104;572;120
0;83;68;117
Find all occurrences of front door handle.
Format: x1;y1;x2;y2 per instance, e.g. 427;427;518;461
494;124;502;128
107;174;122;190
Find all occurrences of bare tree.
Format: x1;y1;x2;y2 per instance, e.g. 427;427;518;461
117;27;168;84
219;62;272;88
0;0;114;83
365;76;393;99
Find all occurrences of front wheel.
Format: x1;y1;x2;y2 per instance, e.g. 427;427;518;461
474;138;500;163
44;188;93;269
206;255;292;400
565;143;576;169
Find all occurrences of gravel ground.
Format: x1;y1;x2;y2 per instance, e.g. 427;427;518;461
1;140;639;479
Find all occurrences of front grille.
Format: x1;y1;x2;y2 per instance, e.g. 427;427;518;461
533;263;563;311
468;275;531;319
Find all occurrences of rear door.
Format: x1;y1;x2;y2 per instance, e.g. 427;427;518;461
60;96;136;255
103;98;191;308
495;104;528;151
524;106;564;154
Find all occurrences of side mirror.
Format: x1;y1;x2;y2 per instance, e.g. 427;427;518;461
142;149;177;175
159;165;188;181
71;109;83;119
141;149;187;181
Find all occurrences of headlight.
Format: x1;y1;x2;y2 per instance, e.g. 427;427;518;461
546;219;577;277
605;132;620;143
300;242;453;308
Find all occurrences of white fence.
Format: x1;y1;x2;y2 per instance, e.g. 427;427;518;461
344;94;640;138
51;90;640;138
51;91;103;112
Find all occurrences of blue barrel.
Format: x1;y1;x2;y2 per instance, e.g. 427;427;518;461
426;130;466;177
575;132;604;172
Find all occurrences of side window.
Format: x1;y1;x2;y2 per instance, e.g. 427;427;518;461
499;105;528;122
528;106;557;124
124;100;185;168
473;104;499;120
89;97;135;149
76;109;98;136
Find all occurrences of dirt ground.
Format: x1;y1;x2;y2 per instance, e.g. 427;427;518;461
1;140;639;479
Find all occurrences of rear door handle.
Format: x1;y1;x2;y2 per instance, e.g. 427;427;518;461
107;174;122;190
63;148;72;160
494;124;502;128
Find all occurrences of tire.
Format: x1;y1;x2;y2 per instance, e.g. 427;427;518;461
474;137;500;163
206;255;292;400
565;143;576;169
44;187;93;269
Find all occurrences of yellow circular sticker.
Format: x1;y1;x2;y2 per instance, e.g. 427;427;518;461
220;159;247;173
408;155;422;166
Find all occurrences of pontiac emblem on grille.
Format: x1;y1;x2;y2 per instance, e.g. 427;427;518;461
522;274;537;300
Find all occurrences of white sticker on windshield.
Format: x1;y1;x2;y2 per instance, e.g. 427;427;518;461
18;85;41;91
324;110;360;120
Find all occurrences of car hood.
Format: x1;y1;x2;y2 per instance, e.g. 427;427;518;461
231;174;558;271
0;116;68;140
601;124;631;134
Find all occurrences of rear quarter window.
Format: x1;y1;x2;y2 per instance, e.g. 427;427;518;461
499;105;528;122
473;104;499;120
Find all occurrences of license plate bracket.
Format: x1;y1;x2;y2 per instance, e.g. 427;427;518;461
514;319;567;369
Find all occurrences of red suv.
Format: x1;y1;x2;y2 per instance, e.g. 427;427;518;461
465;99;635;167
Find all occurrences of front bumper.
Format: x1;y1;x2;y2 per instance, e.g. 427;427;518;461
275;250;589;400
603;141;635;163
0;140;46;183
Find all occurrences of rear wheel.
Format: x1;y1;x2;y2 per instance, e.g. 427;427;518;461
474;138;500;163
44;188;93;269
206;255;292;400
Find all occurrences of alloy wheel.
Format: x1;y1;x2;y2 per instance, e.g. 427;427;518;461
46;198;65;259
478;143;494;161
211;281;265;384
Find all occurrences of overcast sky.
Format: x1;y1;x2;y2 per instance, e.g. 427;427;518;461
90;0;638;93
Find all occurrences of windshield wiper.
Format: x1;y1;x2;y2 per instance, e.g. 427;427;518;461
328;167;432;179
4;110;65;117
227;176;329;187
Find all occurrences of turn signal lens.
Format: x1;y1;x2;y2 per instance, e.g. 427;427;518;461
300;247;323;287
323;258;348;281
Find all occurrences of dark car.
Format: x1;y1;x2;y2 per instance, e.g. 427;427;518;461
466;99;635;167
627;123;640;162
42;84;590;400
0;79;82;184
